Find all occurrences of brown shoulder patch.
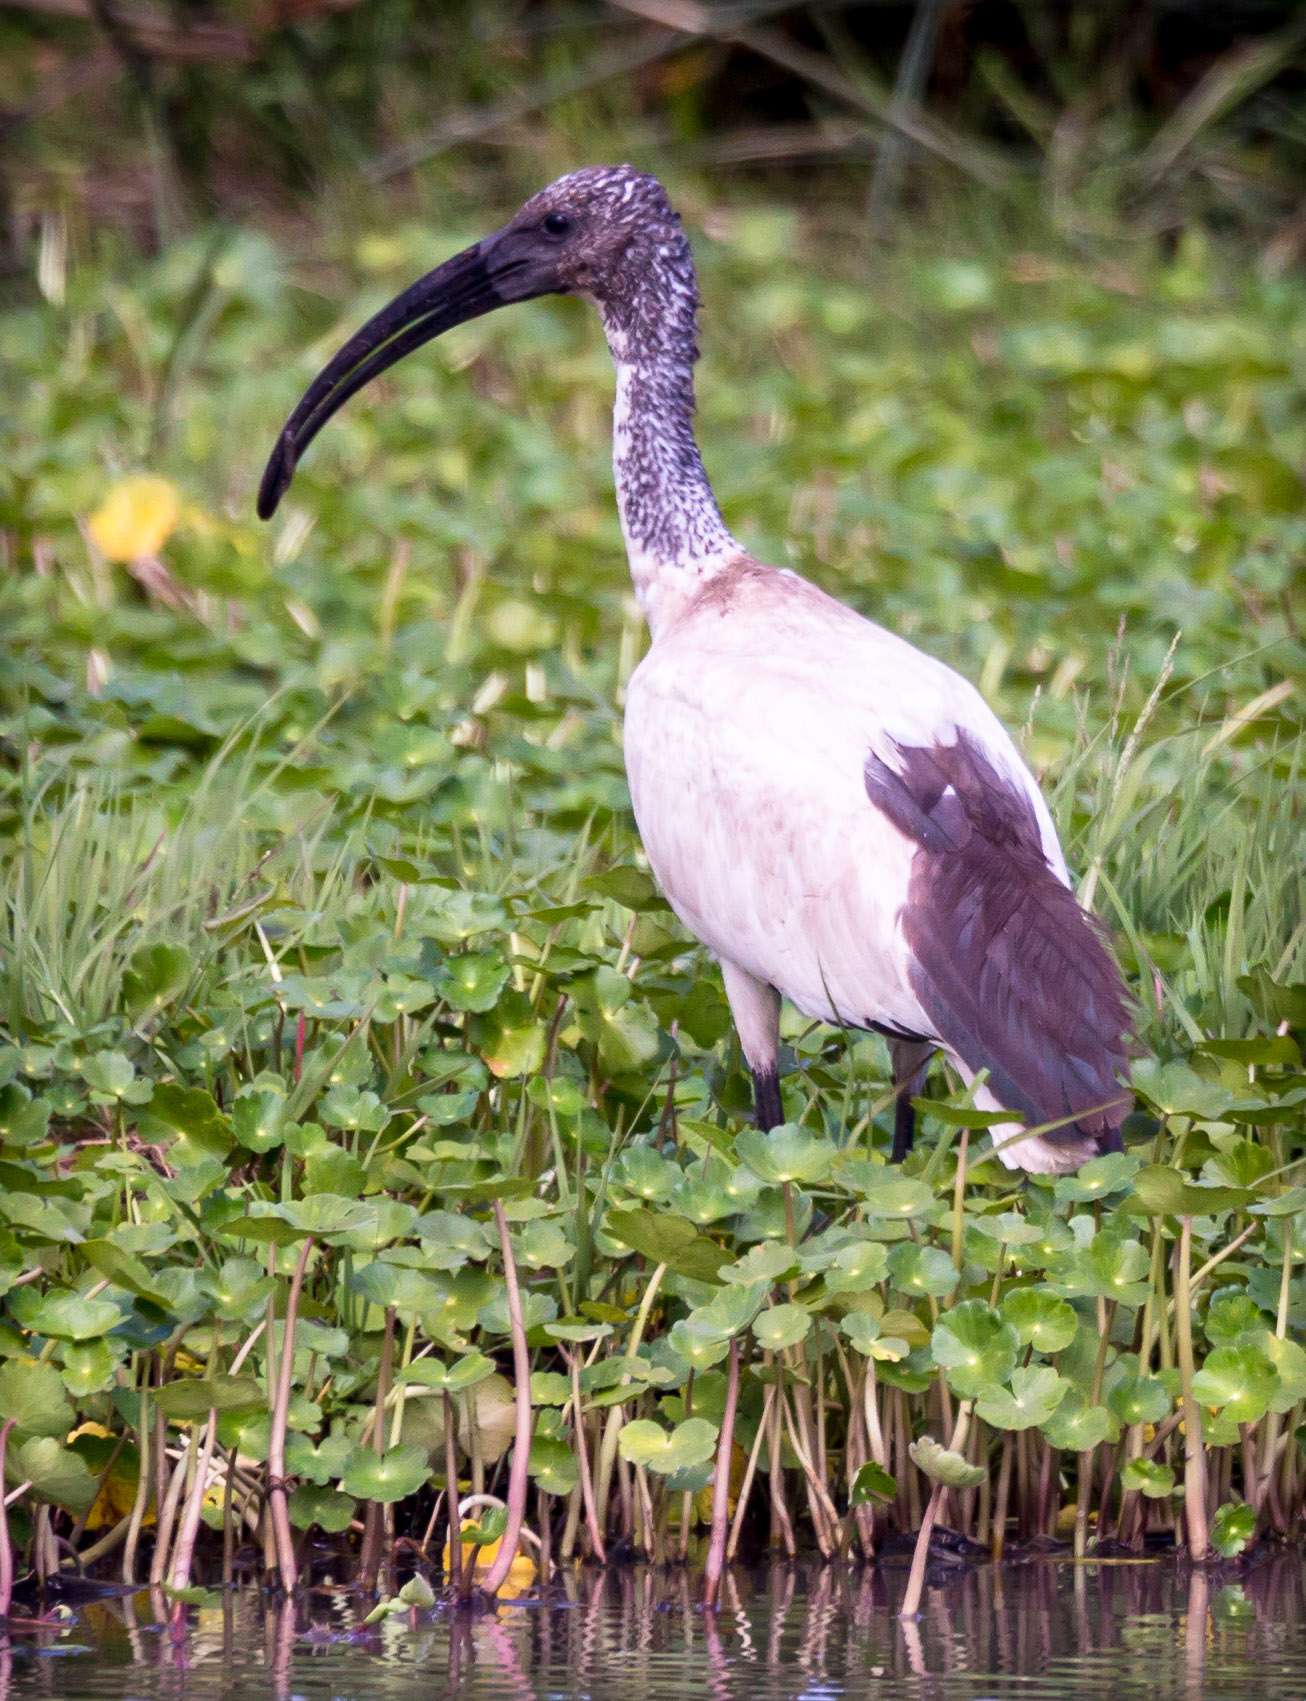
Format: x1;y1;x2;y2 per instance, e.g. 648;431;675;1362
684;555;775;618
865;734;1131;1157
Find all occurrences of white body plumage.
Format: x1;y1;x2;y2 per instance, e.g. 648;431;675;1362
622;557;1075;1172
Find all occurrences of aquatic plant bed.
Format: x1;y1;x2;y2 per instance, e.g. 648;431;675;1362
1;198;1303;1607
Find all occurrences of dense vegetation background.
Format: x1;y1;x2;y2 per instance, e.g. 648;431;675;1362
0;0;1304;1609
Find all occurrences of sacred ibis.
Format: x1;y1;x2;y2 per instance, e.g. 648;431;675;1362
258;166;1132;1174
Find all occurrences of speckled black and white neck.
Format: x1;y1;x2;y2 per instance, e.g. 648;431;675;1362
535;169;741;628
602;252;740;627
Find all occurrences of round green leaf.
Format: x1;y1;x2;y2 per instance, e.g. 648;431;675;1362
318;1087;390;1134
1202;1139;1275;1190
615;1145;681;1203
1131;1165;1251;1218
304;1146;366;1198
1053;1151;1140;1203
216;1410;270;1461
0;1361;71;1436
668;1315;731;1370
976;1365;1068;1431
285;1431;352;1485
513;1217;574;1271
1084;1233;1152;1305
60;1338;119;1397
374;976;437;1022
10;1436;96;1511
401;1352;497;1394
823;1240;890;1293
889;1241;958;1299
605;1206;728;1285
1108;1375;1172;1427
202;1256;272;1320
154;1376;265;1421
1121;1458;1175;1499
21;1290;121;1342
1000;1289;1078;1353
845;1166;936;1220
545;1320;613;1345
81;1050;150;1105
1192;1345;1280;1424
721;1241;801;1286
351;1264;441;1314
1204;1291;1266;1346
1041;1392;1117;1452
840;1314;885;1356
583;867;670;912
529;1433;580;1495
140;1083;232;1163
735;1124;835;1186
931;1300;1018;1397
697;1282;769;1338
672;1174;736;1226
753;1303;812;1352
341;1443;430;1503
968;1210;1044;1246
617;1416;718;1475
528;1076;587;1117
223;1211;302;1247
123;943;192;1016
0;1085;51;1147
441;953;510;1014
1131;1061;1233;1122
530;1371;572;1406
478;1288;557;1336
289;1485;357;1532
1264;1334;1306;1402
1211;1500;1256;1557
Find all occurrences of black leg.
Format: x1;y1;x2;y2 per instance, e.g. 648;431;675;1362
891;1090;916;1165
888;1039;934;1165
752;1067;783;1131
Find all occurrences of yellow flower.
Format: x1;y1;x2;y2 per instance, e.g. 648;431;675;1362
87;476;181;562
69;1423;154;1530
441;1522;537;1597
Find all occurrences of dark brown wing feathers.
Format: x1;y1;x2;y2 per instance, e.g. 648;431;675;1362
864;734;1131;1158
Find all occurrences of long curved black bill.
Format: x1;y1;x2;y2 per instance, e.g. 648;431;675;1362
257;242;502;520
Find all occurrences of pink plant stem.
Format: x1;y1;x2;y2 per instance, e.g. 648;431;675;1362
1176;1216;1209;1561
443;1391;462;1591
480;1202;533;1599
0;1420;15;1618
703;1335;741;1609
900;1402;971;1621
268;1234;314;1591
569;1350;606;1564
169;1411;217;1595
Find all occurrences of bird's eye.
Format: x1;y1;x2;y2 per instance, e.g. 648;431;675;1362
542;211;572;238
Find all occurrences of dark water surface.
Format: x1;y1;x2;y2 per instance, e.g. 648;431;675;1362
7;1558;1306;1701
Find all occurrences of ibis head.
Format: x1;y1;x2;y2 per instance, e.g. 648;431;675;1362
257;165;694;521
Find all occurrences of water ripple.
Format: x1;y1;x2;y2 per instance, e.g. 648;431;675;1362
2;1557;1302;1701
